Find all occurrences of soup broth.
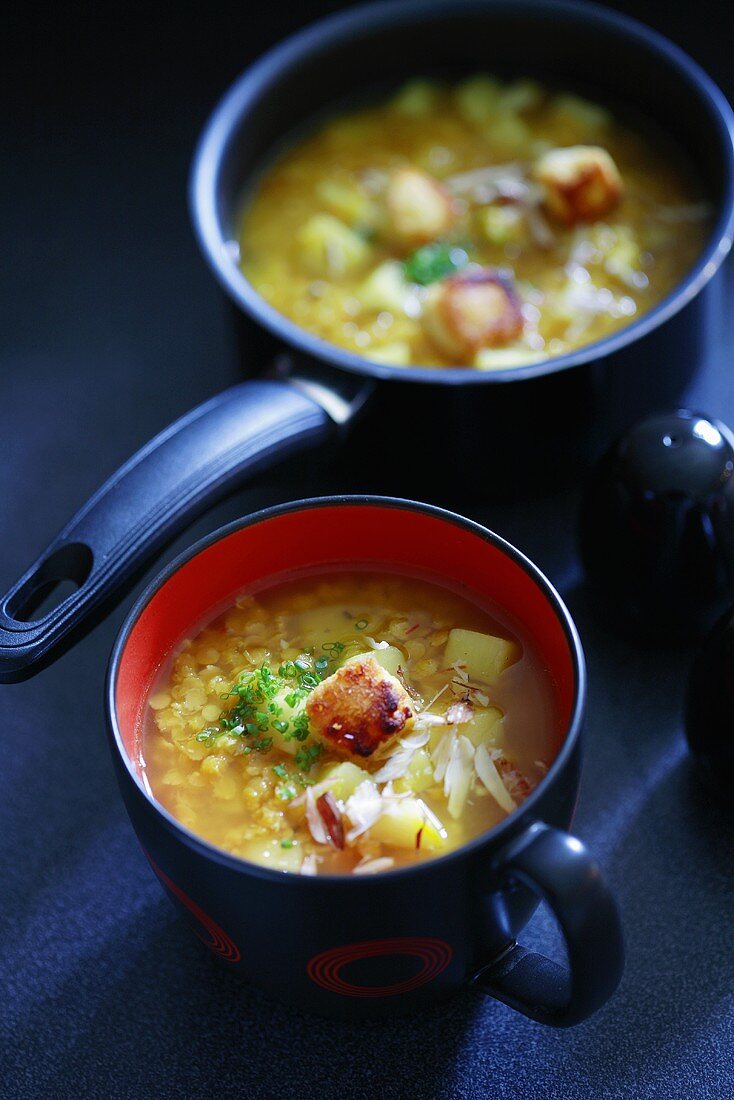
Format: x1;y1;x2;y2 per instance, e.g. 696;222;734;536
239;75;708;370
144;572;559;875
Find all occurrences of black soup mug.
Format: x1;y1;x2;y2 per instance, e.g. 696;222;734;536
106;497;622;1025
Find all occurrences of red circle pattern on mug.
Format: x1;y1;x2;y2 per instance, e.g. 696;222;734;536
147;856;241;963
307;937;453;997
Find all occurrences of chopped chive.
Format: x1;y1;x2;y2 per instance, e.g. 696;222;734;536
295;741;324;771
276;784;297;802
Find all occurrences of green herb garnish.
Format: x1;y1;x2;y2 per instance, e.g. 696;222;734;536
404;242;469;286
295;742;324;772
195;727;219;743
276;784;298;802
292;712;311;742
196;650;343;768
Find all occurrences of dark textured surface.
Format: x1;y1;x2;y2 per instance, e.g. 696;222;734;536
2;1;734;1096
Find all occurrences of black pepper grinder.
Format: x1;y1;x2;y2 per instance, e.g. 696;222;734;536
579;410;734;639
685;605;734;791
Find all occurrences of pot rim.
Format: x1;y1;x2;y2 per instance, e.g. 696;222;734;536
189;0;734;387
106;495;587;887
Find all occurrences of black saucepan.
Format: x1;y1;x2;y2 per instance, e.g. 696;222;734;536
191;0;734;495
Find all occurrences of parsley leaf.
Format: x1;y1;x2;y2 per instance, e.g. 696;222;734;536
404;242;469;285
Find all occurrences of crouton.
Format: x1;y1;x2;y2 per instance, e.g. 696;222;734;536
533;145;622;226
384;167;456;248
421;268;524;361
305;655;414;757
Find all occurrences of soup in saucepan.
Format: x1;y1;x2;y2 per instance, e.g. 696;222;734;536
238;75;708;370
144;572;559;875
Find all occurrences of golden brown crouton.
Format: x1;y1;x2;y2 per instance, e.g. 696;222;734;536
533;145;622;226
421;268;524;361
385;167;457;248
305;656;414;757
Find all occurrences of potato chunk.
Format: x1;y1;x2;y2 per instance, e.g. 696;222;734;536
477;204;529;247
316;179;378;229
241;838;303;873
358;260;413;315
297;213;371;276
421;268;524;361
395;748;434;793
305;655;414;757
368;342;411;366
391;79;439;118
369;798;446;850
445;628;520;683
474;347;544;370
465;706;504;747
347;645;404;676
384;167;456;248
484;112;530;156
551;95;611;138
534;145;622;226
454;75;503;122
321;761;371;801
499;79;544;113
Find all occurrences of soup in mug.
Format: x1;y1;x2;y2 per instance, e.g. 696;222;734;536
144;572;559;875
238;75;708;370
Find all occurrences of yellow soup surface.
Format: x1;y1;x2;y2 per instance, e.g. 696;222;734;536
238;76;709;370
144;572;559;876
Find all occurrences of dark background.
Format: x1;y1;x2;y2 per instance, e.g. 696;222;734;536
2;1;734;1097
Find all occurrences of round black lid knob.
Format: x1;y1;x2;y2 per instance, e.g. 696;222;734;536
579;410;734;638
685;604;734;792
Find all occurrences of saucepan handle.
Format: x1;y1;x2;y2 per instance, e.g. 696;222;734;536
0;379;336;683
475;822;624;1026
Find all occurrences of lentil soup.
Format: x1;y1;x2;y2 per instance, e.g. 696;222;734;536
238;75;708;370
144;572;559;876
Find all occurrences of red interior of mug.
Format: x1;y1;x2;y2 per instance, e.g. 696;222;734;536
115;502;578;765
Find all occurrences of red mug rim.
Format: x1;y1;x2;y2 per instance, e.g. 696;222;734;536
106;496;586;884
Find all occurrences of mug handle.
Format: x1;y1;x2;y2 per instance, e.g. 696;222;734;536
474;822;624;1027
0;378;340;683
